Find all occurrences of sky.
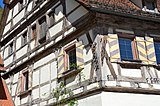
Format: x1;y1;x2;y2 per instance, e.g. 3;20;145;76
0;0;4;8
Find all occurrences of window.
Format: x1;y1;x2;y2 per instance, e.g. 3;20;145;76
38;17;47;43
49;12;55;27
21;32;27;46
154;42;160;64
31;25;36;39
65;45;77;70
18;0;23;11
119;38;134;60
8;43;13;55
143;0;156;10
22;71;29;92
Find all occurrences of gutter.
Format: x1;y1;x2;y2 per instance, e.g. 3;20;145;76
90;6;160;23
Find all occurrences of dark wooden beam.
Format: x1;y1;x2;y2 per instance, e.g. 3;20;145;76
2;12;96;79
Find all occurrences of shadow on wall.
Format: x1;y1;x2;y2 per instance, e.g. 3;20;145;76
0;77;7;100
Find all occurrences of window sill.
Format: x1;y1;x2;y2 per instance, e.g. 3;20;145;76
121;59;142;63
155;64;160;70
59;68;84;79
118;59;142;68
18;89;31;97
38;36;46;44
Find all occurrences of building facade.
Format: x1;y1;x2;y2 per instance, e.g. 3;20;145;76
1;0;160;106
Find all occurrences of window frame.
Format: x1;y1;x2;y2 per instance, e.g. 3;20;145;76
8;42;13;55
21;31;28;46
64;44;77;71
18;0;24;11
21;70;29;92
118;34;139;61
154;40;160;64
48;11;55;28
31;25;37;40
142;0;156;10
38;16;47;44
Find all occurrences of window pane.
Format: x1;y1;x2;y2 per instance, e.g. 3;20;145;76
154;42;160;64
67;47;76;70
119;38;133;60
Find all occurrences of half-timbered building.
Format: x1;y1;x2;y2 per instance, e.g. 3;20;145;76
1;0;160;106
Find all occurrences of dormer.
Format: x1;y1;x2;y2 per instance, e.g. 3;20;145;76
142;0;158;12
130;0;158;13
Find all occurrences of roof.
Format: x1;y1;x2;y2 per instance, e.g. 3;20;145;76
0;77;14;106
78;0;160;11
78;0;140;10
77;0;160;20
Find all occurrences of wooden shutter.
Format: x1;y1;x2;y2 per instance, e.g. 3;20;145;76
17;74;22;94
76;42;84;69
57;48;65;78
145;36;156;65
136;37;148;64
28;68;33;90
108;34;120;62
41;21;46;38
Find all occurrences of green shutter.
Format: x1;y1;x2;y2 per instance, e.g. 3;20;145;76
108;34;120;62
136;37;148;64
145;36;156;65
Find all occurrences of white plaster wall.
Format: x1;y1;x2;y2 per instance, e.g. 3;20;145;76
5;78;10;84
78;93;102;106
40;84;50;98
32;88;40;100
66;75;79;88
49;20;63;38
21;96;29;104
34;53;55;69
64;27;76;36
157;69;160;78
27;1;33;12
101;58;112;80
16;37;22;50
3;22;11;35
66;0;79;14
67;6;88;24
111;63;119;75
13;4;19;17
101;92;160;106
30;39;36;50
13;73;19;83
82;48;93;80
4;55;13;66
83;63;91;80
23;0;28;5
7;9;12;23
14;96;20;106
83;48;92;62
149;67;157;78
16;45;28;59
50;61;57;80
40;64;50;84
4;47;8;59
51;81;57;91
32;70;39;87
13;9;25;25
11;84;17;96
121;68;142;78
